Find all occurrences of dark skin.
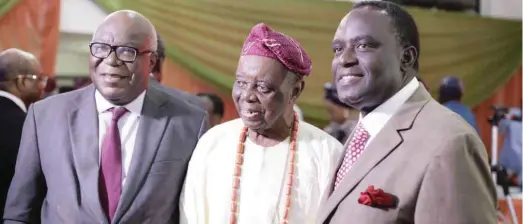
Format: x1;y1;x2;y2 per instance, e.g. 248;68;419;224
331;7;418;116
90;10;157;106
233;55;304;147
0;49;44;106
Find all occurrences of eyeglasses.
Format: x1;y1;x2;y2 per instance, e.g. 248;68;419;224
18;74;48;87
89;42;154;63
0;74;48;88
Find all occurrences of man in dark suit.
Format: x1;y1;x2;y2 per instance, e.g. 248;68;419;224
0;48;46;219
318;1;496;223
3;10;207;224
149;33;205;110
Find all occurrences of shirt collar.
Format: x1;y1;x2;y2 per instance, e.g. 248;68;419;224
0;90;27;113
94;90;146;115
360;77;420;137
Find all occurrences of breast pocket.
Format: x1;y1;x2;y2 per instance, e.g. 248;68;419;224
148;159;184;176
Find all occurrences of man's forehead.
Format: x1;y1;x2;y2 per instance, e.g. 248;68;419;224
92;30;148;47
237;56;287;78
92;13;154;48
237;63;262;75
334;8;392;39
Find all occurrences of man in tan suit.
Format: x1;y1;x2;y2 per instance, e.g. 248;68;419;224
318;1;497;223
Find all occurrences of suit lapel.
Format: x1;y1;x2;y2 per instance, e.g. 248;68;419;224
320;123;403;222
318;86;433;223
68;85;108;223
113;87;169;222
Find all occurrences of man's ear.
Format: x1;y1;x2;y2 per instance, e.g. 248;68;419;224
149;53;158;72
400;46;418;70
290;79;305;103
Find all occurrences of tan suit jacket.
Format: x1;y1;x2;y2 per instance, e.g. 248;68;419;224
317;86;497;224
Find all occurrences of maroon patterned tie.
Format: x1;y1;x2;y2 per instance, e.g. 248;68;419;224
334;124;370;190
99;107;127;222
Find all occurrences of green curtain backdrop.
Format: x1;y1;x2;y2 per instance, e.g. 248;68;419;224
94;0;521;123
0;0;19;17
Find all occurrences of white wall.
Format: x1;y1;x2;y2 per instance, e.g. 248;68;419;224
54;33;91;79
480;0;522;20
59;0;107;34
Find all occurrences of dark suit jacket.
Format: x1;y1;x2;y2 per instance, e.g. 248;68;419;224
149;78;206;110
318;86;497;224
0;96;26;219
3;85;208;224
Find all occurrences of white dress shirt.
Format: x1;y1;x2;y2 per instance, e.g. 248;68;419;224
0;90;27;112
94;90;146;187
359;77;420;146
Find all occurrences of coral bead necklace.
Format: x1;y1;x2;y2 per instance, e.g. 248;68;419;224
230;112;299;224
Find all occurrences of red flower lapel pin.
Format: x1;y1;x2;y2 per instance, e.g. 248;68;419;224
358;185;397;209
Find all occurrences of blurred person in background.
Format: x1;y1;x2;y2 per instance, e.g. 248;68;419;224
150;33;205;110
438;76;478;132
0;48;45;218
323;82;358;144
181;23;343;224
499;107;522;186
197;92;224;128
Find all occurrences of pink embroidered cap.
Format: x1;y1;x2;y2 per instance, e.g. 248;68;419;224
241;23;312;77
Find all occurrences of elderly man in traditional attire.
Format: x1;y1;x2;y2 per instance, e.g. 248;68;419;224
180;23;343;224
